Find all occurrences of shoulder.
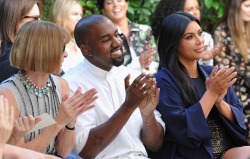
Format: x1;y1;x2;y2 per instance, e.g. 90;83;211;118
54;75;69;98
199;65;214;74
154;67;176;83
129;20;152;32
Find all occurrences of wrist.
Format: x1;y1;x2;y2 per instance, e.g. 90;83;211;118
65;125;75;130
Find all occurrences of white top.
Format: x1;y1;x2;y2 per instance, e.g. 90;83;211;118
199;31;214;66
63;59;165;159
127;46;159;74
62;46;84;73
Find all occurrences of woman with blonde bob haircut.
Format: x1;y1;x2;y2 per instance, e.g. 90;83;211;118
0;21;98;157
10;20;69;73
49;0;84;74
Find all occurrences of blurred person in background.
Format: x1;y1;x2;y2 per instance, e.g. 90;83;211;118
50;0;84;75
213;0;250;143
0;0;41;83
96;0;159;74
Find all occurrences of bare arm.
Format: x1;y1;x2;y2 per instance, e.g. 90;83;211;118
55;78;98;158
199;66;237;118
139;79;164;151
79;73;155;159
3;144;60;159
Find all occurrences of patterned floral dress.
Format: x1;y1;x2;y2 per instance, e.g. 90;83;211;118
121;20;159;73
213;24;250;143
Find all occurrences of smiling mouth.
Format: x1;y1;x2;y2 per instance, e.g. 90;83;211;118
111;46;122;55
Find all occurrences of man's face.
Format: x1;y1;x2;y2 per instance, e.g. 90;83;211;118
85;19;124;71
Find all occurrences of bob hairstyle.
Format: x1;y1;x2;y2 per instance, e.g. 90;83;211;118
158;11;200;106
96;0;129;10
49;0;82;35
10;21;70;73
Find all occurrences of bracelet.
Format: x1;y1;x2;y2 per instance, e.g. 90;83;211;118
65;125;75;130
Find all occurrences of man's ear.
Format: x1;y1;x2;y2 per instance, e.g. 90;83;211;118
80;44;92;57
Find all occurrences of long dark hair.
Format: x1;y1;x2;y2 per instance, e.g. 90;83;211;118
151;0;185;39
158;11;200;107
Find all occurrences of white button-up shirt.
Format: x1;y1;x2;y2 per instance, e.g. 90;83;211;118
63;59;165;159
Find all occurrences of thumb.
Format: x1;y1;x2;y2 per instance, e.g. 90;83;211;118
35;117;42;124
124;74;131;89
62;93;69;102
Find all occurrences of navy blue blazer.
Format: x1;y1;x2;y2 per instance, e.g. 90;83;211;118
152;65;248;159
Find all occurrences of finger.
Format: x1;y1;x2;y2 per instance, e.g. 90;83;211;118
68;94;86;110
77;104;95;116
62;93;69;102
216;66;229;77
27;115;36;128
155;88;160;99
227;78;237;87
22;116;31;131
74;86;82;95
83;95;98;106
14;119;21;130
124;74;131;89
223;67;235;77
137;75;152;91
225;71;237;82
211;65;218;77
67;93;84;107
83;88;98;99
130;73;146;88
35;117;42;124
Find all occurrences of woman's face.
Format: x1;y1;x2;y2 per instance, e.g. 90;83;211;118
65;2;83;34
183;0;201;20
178;21;204;64
241;0;250;22
18;4;40;31
101;0;128;22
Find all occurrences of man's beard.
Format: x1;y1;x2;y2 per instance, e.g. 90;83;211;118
112;54;124;67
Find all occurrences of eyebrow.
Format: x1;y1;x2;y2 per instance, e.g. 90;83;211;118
100;30;119;39
183;28;202;37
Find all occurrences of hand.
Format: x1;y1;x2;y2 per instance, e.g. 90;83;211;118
10;115;40;145
205;65;237;96
55;87;98;127
0;95;14;146
202;45;219;60
139;78;160;117
139;49;156;70
124;73;156;110
215;90;227;105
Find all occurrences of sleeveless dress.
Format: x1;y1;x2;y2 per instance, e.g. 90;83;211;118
1;72;62;155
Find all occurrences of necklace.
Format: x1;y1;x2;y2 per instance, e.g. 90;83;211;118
19;71;52;97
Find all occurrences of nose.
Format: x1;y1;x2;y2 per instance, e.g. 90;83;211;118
111;35;122;47
193;9;200;18
196;35;204;45
63;50;68;58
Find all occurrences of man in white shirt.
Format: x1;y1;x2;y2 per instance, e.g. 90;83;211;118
63;14;165;159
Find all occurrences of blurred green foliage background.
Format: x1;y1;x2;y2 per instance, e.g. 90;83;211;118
42;0;226;33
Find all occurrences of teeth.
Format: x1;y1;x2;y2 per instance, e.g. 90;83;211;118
112;50;120;55
114;9;121;13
